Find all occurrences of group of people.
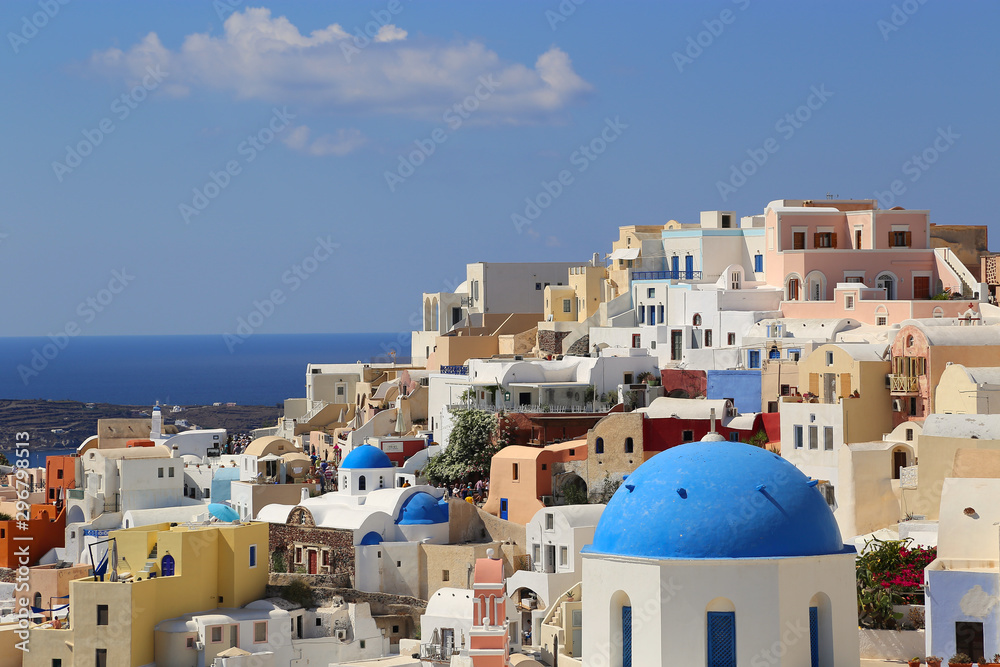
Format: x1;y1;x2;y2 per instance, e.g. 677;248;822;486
439;478;489;505
227;432;254;455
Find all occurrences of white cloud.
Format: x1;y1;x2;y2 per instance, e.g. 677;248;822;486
283;125;366;156
89;7;592;122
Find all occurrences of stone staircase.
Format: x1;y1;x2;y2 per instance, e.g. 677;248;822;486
140;544;158;576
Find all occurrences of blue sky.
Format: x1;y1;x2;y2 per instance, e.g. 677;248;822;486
1;0;997;337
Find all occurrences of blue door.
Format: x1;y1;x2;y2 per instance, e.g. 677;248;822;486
707;611;736;667
500;498;508;520
161;554;175;577
685;255;694;279
671;255;679;278
648;306;656;326
622;606;632;667
809;607;819;667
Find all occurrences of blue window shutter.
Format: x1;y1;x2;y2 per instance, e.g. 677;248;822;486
707;611;736;667
622;606;632;667
810;606;819;667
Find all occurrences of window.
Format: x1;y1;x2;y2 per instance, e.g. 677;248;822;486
658;304;664;322
637;306;644;324
793;231;806;249
826;351;834;366
876;316;888;326
788;349;801;361
624;437;634;454
722;214;732;228
748;350;761;369
295;547;302;563
545;513;554;530
729;432;740;442
814;232;835;248
824;427;834;451
855;228;862;248
442;570;450;582
254;621;267;643
97;604;109;626
845;295;855;310
211;626;223;643
249;544;257;568
392;625;400;634
890;230;912;247
754;253;763;272
905;428;913;441
186;638;194;649
168;467;175;478
707;612;736;666
535;283;541;290
96;649;107;667
794;426;804;449
158;468;163;478
704;330;712;347
647;288;655;298
512;463;519;481
727;333;736;346
595;437;604;454
693;314;702;326
560;546;568;566
682;430;694;442
541;463;547;471
809;425;818;450
562;299;572;313
358;475;366;491
57;469;63;479
317;618;323;626
360;640;367;649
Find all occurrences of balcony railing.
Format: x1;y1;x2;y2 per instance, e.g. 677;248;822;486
889;374;919;393
67;489;83;500
420;643;459;661
440;365;469;376
631;270;702;281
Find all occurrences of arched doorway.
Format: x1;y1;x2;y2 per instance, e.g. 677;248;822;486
161;554;175;577
610;590;633;667
557;473;588;505
786;275;802;301
877;273;896;300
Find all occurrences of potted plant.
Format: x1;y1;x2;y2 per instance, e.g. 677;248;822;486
926;658;942;667
981;656;1000;667
908;659;921;667
948;654;972;667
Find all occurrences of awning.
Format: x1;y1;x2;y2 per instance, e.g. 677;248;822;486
608;248;640;261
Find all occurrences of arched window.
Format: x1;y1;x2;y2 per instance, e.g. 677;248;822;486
358;475;367;491
809;592;833;667
693;314;702;326
786;276;801;301
161;554;175;577
33;592;41;610
877;273;896;300
906;335;914;347
595;437;604;454
624;437;633;454
610;590;632;667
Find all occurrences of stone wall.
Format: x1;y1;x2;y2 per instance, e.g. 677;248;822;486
537;330;570;356
268;523;355;585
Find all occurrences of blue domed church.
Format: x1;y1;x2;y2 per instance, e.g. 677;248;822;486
580;441;859;667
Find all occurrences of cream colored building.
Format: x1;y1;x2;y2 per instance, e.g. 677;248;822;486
934;363;1000;415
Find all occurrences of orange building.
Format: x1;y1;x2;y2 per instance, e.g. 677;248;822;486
0;504;66;568
483;441;587;525
470;552;509;667
45;455;76;510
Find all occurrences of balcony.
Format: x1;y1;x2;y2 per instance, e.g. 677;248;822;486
889;374;919;394
631;270;702;281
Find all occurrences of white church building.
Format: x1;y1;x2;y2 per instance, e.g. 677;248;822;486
580;440;860;666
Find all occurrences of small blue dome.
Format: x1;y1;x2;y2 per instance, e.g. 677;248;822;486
340;444;393;469
585;442;847;560
397;492;450;525
360;531;382;545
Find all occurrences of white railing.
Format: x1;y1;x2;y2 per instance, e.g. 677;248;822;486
447;402;610;414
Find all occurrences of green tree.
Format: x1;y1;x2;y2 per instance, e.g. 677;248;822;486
424;408;502;485
0;452;9;467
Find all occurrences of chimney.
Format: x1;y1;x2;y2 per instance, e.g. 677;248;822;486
301;486;310;503
151;405;162;440
710;408;716;433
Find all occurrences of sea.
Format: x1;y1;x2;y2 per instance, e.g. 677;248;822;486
1;333;409;456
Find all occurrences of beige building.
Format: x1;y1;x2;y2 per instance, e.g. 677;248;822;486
797;343;891;412
934;363;1000;415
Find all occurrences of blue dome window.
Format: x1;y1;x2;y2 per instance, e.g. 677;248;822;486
360;531;383;545
341;444;393;469
397;492;449;525
584;442;849;560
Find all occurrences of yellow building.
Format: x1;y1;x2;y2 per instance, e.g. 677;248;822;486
26;521;268;667
934;364;1000;415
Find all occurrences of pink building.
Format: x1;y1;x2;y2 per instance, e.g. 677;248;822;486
470;552;509;667
763;200;977;324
